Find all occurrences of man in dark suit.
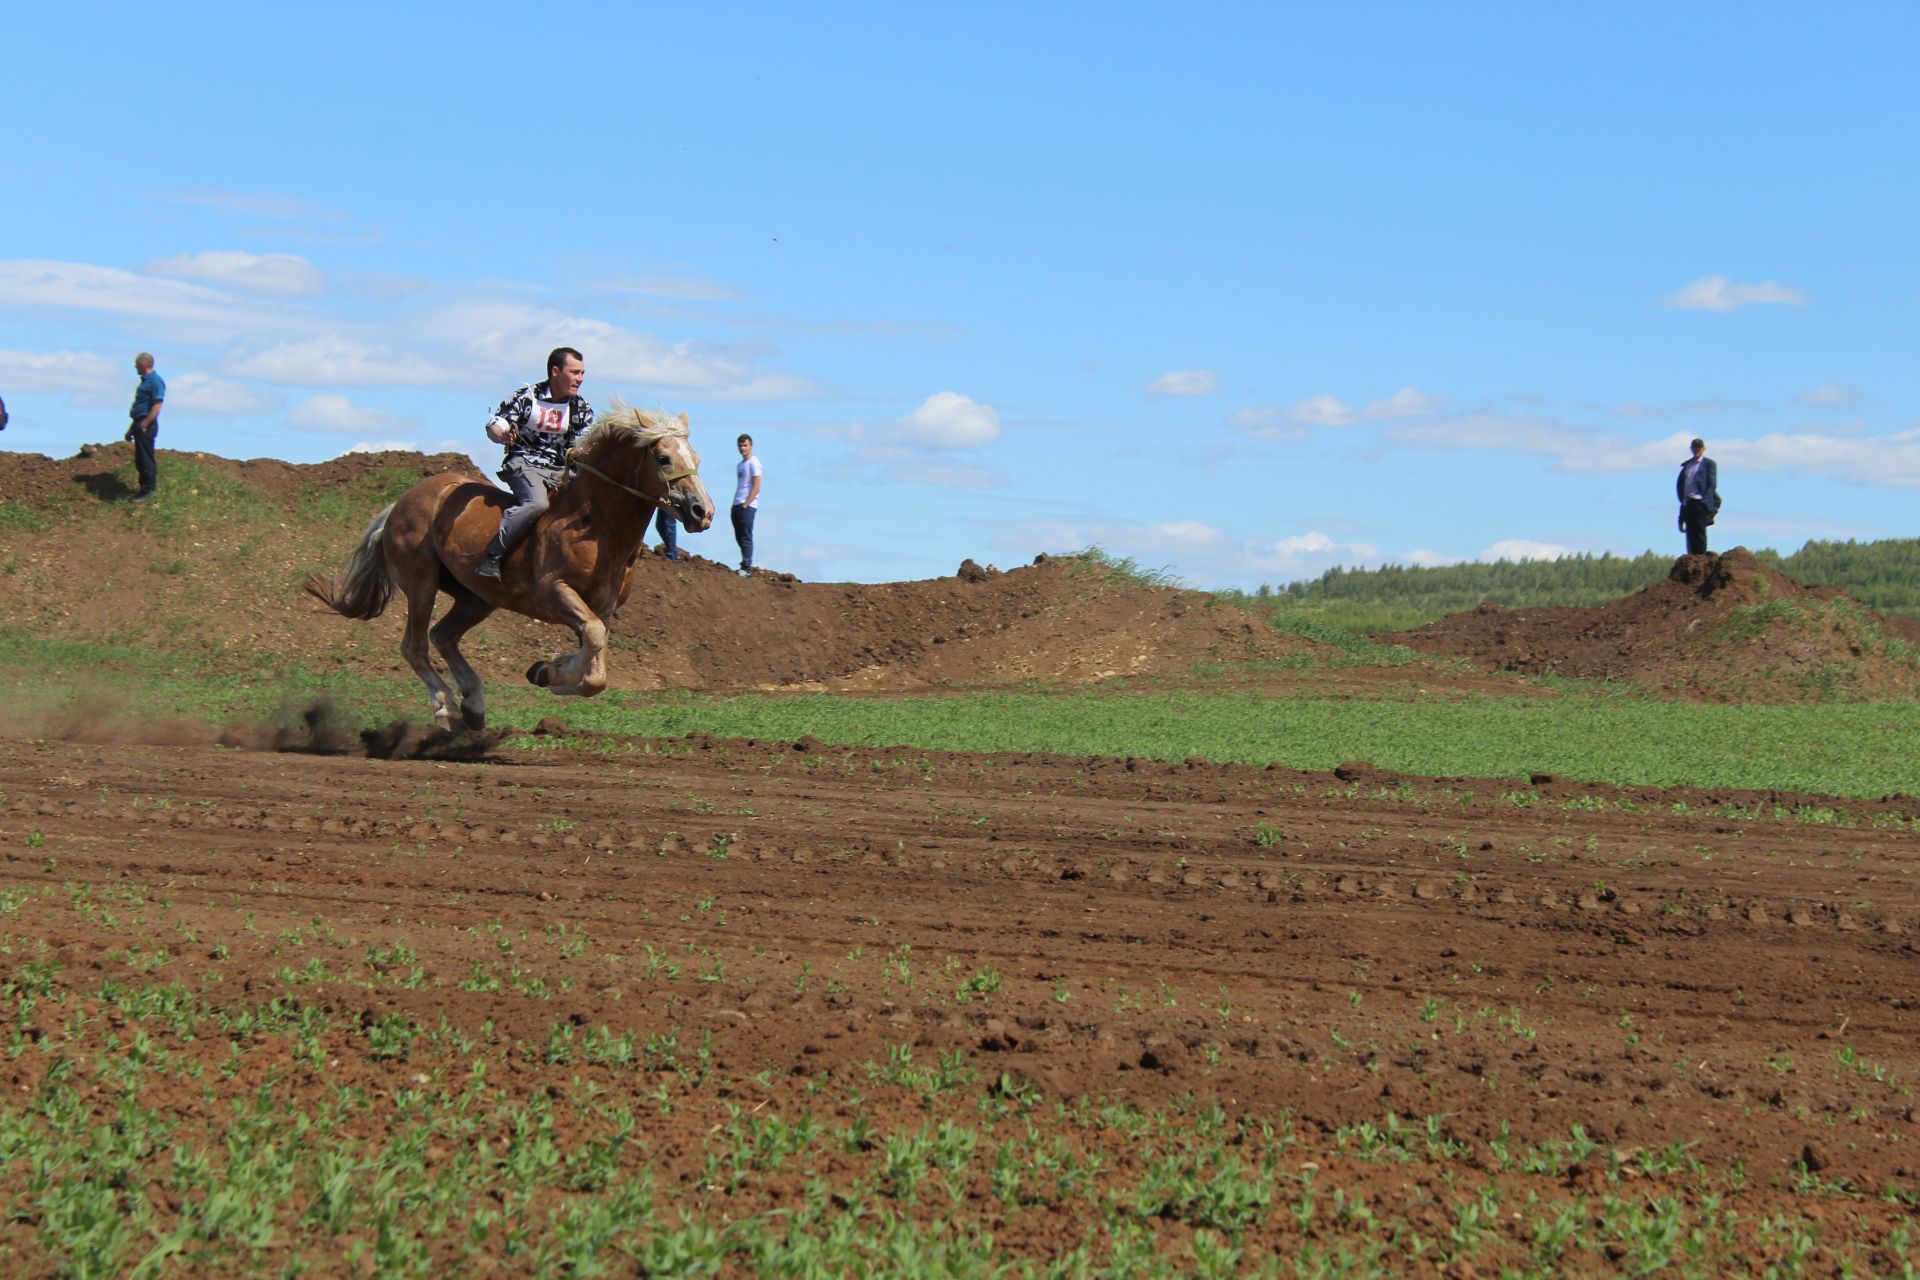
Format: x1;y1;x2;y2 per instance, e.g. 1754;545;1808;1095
1676;437;1720;555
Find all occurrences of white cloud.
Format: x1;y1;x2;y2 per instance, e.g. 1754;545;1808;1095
1675;399;1755;416
1231;386;1449;436
1481;539;1576;562
224;337;447;388
1364;387;1449;420
1715;429;1920;486
0;348;123;398
1387;407;1920;489
1385;409;1593;458
600;274;744;303
0;259;275;342
1151;521;1228;551
154;188;348;223
872;460;1005;488
166;371;282;417
1143;368;1219;398
1664;274;1808;312
147;250;326;298
1225;406;1303;439
1288;394;1357;428
1404;548;1459;568
1797;382;1858;409
431;302;818;399
287;393;422;437
893;392;1001;450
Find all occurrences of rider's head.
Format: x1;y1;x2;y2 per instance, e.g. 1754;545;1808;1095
546;347;585;399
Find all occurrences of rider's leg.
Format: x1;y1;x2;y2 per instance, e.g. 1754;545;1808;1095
479;458;549;577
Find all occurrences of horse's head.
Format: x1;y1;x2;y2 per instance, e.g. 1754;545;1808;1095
581;403;715;532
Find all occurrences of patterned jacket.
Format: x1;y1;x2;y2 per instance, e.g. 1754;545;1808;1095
489;380;595;474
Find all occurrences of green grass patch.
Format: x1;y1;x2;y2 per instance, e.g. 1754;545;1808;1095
294;463;430;523
7;628;1918;796
0;500;50;533
126;457;281;531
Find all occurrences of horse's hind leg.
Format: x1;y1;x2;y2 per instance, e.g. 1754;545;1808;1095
399;585;458;731
430;593;497;731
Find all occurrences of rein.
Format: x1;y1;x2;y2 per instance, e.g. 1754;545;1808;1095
568;450;695;512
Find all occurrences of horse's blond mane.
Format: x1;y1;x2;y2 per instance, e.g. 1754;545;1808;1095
587;399;690;452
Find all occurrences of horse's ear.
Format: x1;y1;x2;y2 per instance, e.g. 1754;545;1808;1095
677;412;688;429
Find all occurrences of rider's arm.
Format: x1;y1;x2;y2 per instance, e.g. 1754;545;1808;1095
486;387;532;445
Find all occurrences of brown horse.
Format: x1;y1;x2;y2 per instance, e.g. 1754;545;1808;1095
304;404;714;731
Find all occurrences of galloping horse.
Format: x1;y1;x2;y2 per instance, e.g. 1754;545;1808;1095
305;404;714;731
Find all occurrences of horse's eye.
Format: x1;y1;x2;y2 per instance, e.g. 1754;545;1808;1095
656;451;671;466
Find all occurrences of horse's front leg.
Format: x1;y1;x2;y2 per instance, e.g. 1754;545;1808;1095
526;584;610;697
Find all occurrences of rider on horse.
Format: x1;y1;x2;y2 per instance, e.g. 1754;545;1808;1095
476;347;595;580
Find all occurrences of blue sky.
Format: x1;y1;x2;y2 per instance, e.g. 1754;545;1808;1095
4;3;1915;587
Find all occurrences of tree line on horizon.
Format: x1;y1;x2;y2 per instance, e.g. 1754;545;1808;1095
1220;537;1920;635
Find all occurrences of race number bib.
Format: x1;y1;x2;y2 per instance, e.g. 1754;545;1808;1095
531;399;569;434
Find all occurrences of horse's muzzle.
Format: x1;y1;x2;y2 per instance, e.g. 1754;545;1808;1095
677;491;710;531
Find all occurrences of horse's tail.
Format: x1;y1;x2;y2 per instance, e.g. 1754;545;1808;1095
304;505;396;620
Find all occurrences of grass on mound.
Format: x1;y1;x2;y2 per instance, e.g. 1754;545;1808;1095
4;630;1918;798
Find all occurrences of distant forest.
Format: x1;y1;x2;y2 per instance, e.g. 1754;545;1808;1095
1222;538;1920;635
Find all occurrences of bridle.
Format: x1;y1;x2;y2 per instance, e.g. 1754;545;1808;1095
568;445;697;513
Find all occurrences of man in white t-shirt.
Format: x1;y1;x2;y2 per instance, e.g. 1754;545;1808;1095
731;434;761;577
477;347;593;579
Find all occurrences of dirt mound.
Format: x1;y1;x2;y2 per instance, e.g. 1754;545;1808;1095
0;440;480;509
1;445;1313;692
612;552;1303;690
1386;548;1920;700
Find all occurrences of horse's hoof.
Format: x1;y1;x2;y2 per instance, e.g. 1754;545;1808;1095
461;705;487;731
525;661;550;687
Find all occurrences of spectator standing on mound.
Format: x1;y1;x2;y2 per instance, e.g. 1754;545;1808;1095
1676;437;1721;556
732;434;761;576
0;393;9;432
477;347;593;580
126;353;165;502
653;508;683;560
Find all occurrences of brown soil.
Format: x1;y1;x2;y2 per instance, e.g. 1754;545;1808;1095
1;444;1310;693
1385;548;1920;701
0;732;1914;1271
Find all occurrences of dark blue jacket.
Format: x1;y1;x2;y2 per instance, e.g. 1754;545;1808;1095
1677;456;1720;514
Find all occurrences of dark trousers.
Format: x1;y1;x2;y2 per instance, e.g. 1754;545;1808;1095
484;457;556;560
131;420;159;494
1681;500;1712;555
731;503;756;571
654;510;681;559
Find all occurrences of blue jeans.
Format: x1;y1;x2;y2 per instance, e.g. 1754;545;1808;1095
731;504;755;571
655;510;680;559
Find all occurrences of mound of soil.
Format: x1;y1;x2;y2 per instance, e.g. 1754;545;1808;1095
1386;548;1920;700
0;445;1313;692
0;439;481;509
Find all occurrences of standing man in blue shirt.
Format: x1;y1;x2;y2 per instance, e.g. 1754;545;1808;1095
1676;437;1721;556
732;434;762;577
126;352;165;502
477;347;593;580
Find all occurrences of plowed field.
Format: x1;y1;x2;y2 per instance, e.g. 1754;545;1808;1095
1;727;1914;1274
